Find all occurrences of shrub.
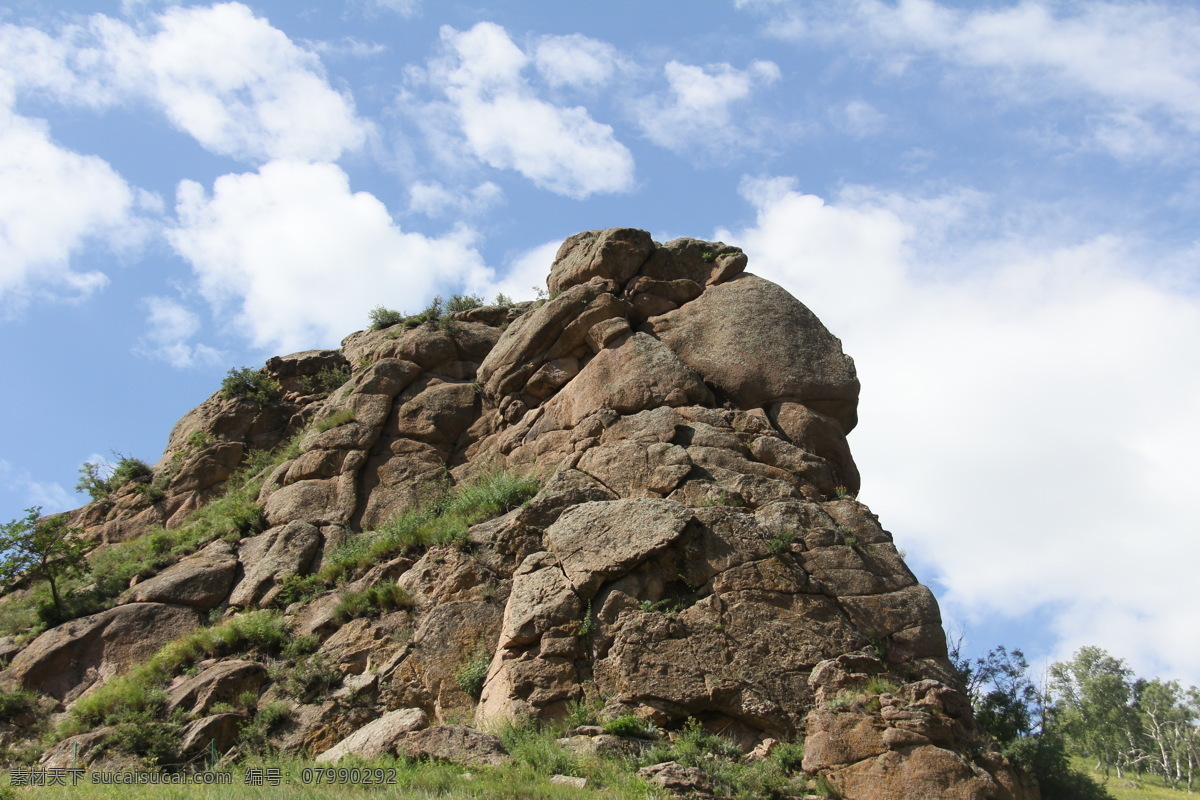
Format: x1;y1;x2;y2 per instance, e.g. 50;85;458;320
455;651;491;699
333;583;411;623
272;573;325;608
406;296;443;327
1004;734;1114;800
767;530;795;556
220;367;280;406
0;689;37;722
100;710;182;766
368;305;404;330
493;292;515;307
602;714;657;739
76;455;154;502
237;701;293;756
0;508;89;619
304;364;350;395
864;676;899;696
272;653;341;702
813;773;842;798
445;293;483;313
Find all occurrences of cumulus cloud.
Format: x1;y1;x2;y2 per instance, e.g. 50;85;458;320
1;2;371;164
168;160;487;354
135;296;224;368
636;59;781;153
533;34;624;89
738;0;1200;160
427;22;635;198
467;238;561;304
0;103;148;312
718;175;1200;684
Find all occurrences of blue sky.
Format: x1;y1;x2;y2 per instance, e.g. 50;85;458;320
2;0;1198;688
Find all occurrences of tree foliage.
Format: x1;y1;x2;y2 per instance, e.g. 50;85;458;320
0;507;90;616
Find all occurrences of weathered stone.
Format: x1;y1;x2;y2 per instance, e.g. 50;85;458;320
548;228;655;295
545;499;692;596
637;761;715;797
540;332;711;429
316;708;429;762
478;278;614;399
121;539;237;610
396;725;513;767
499;552;582;648
638;237;746;286
229;521;321;608
39;728;116;769
167;660;267;715
644;273;859;432
179;713;248;758
577;441;692;498
0;603;202;701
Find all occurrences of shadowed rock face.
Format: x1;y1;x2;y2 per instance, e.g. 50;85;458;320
0;229;1035;799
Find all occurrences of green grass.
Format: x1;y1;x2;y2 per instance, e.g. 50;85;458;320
0;433;305;640
312;409;356;433
65;611;289;734
332;584;412;623
1074;757;1188;800
319;469;541;585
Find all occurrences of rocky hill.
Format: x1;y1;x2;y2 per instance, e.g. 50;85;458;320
0;228;1038;798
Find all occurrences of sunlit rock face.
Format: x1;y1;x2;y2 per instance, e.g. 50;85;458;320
0;228;1036;799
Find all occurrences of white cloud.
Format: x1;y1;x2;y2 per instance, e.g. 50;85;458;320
0;459;74;513
168;160;488;354
718;176;1200;684
135;296;224;368
467;238;561;304
0;104;146;311
534;34;623;89
831;99;887;138
428;22;635;198
741;0;1200;160
1;3;372;164
636;59;781;153
408;180;503;218
367;0;421;16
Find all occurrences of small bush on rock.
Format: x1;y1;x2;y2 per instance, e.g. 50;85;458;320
368;305;404;330
602;714;657;739
445;293;484;312
220;367;280;406
455;650;491;699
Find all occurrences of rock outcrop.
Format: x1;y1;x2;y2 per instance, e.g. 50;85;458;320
0;228;1035;798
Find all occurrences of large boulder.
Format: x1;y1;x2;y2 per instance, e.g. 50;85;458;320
229;521;322;608
166;660;268;715
547;228;655;296
644;273;860;432
0;603;203;701
396;725;513;768
316;708;429;762
122;539;238;610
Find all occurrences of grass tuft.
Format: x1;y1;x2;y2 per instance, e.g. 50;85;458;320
319;469;540;585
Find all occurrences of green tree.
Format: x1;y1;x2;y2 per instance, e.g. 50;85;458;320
1132;677;1198;788
0;507;90;616
1050;646;1139;778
